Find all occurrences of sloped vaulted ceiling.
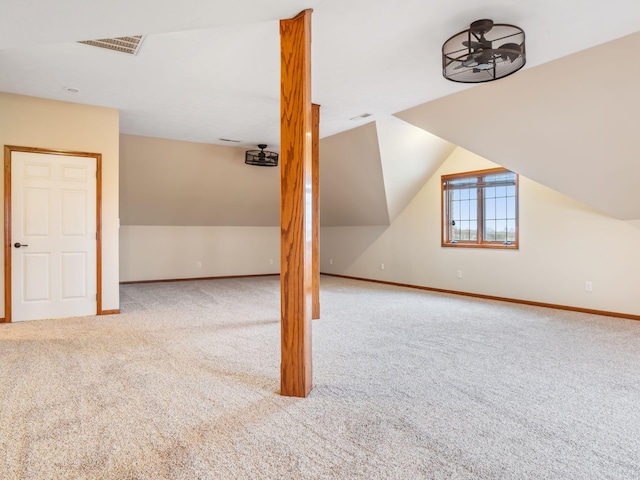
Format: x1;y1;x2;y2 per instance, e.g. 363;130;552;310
396;32;640;221
376;121;455;223
320;121;454;226
320;122;389;226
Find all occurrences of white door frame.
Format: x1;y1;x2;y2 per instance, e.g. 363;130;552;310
3;145;103;323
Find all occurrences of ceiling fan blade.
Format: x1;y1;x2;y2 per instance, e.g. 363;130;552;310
497;42;522;62
462;40;485;49
474;51;494;64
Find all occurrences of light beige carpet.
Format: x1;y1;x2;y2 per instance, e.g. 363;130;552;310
1;275;639;479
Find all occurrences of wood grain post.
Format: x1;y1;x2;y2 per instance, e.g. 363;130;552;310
312;103;320;320
280;9;313;398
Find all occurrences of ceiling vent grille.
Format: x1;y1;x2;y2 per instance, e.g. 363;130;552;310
78;35;144;55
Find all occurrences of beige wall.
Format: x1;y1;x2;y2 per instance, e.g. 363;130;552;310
119;134;281;282
320;147;640;316
0;92;120;313
120;134;279;226
120;226;279;282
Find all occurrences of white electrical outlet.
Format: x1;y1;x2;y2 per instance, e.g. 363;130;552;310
585;281;593;292
380;263;385;270
269;259;274;265
457;270;462;279
197;261;202;268
329;258;333;265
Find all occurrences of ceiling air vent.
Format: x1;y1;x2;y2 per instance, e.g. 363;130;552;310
78;35;144;55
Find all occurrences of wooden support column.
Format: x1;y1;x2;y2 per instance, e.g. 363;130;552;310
312;103;320;320
280;9;313;398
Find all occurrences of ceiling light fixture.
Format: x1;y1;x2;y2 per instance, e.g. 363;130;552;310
349;113;372;121
442;19;525;83
245;144;278;167
63;86;80;93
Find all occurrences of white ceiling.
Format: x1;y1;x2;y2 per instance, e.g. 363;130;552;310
2;0;640;220
1;0;639;149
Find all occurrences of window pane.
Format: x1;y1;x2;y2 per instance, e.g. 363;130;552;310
496;197;507;219
452;200;460;220
460;220;470;240
461;200;470;220
449;189;477;242
450;221;459;241
484;186;496;199
484;198;496;220
470;202;478;220
484;220;496;241
506;220;516;242
496;185;507;197
507;197;516;219
495;220;507;241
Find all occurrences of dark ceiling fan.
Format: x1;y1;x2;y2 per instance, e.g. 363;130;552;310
442;19;526;83
245;144;279;167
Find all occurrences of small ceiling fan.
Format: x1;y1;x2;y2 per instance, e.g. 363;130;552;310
442;19;526;83
245;144;279;167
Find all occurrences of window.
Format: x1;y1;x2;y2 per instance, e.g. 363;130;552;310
442;168;518;249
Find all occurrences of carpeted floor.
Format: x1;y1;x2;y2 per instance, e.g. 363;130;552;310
1;275;639;479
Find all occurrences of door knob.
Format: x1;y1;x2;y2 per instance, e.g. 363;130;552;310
14;242;28;248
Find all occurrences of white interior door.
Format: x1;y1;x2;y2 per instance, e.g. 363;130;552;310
11;151;97;322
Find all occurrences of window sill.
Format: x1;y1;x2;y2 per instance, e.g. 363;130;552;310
441;242;518;250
